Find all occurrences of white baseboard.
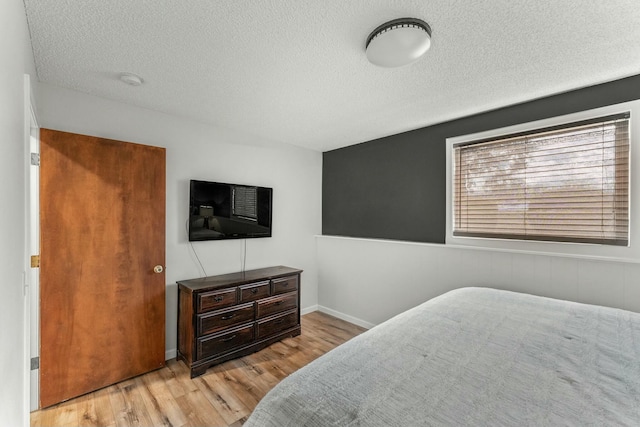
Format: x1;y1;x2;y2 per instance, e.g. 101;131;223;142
165;349;177;361
317;306;375;329
301;304;319;315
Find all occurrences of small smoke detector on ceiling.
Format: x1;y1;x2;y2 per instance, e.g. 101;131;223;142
365;18;432;68
119;72;144;86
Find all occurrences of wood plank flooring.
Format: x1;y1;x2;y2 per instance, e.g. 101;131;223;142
30;311;366;427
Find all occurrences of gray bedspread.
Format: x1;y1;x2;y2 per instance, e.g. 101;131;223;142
244;287;640;426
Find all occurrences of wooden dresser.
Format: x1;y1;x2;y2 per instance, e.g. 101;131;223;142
177;266;302;377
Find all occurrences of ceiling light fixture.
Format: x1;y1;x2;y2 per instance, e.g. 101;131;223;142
120;72;144;86
365;18;432;68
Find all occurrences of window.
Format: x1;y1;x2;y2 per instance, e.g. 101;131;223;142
452;113;630;246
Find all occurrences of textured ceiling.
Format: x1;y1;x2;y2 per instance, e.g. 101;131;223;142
23;0;640;152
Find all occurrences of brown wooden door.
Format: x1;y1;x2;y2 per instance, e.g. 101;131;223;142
39;129;166;408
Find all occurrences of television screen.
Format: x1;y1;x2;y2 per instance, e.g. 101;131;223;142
188;180;272;241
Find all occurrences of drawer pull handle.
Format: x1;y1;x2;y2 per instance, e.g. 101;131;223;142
214;296;224;302
221;335;237;342
275;301;284;306
251;288;258;294
221;314;235;320
274;319;285;324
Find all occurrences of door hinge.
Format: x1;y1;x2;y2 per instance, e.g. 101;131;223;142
30;153;40;166
31;357;39;370
30;255;40;268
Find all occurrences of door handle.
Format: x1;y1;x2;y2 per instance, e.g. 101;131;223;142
153;265;164;274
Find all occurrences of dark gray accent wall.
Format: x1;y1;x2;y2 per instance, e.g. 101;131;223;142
323;74;640;243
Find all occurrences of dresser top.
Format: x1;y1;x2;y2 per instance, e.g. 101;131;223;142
177;265;302;292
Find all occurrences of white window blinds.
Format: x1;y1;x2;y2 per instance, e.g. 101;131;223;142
453;113;630;246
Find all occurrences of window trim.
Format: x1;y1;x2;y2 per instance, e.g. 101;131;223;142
446;100;639;262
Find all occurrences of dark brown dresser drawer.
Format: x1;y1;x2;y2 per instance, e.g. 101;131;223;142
257;291;298;319
257;310;298;339
271;275;298;295
197;302;254;336
197;325;254;359
239;281;270;303
197;288;237;313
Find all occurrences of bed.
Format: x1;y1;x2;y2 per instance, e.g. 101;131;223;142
244;287;640;426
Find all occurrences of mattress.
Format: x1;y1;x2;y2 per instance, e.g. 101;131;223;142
244;287;640;426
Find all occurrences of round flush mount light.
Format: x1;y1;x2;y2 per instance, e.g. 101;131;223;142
119;72;144;86
365;18;432;68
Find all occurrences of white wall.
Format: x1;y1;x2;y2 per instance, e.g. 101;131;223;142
0;0;37;424
317;236;640;328
35;82;322;359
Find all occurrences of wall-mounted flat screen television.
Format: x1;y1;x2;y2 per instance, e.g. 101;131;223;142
188;180;272;241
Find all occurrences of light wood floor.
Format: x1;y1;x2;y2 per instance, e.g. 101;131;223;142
30;311;366;427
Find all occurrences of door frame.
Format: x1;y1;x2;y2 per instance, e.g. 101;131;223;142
24;74;40;414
